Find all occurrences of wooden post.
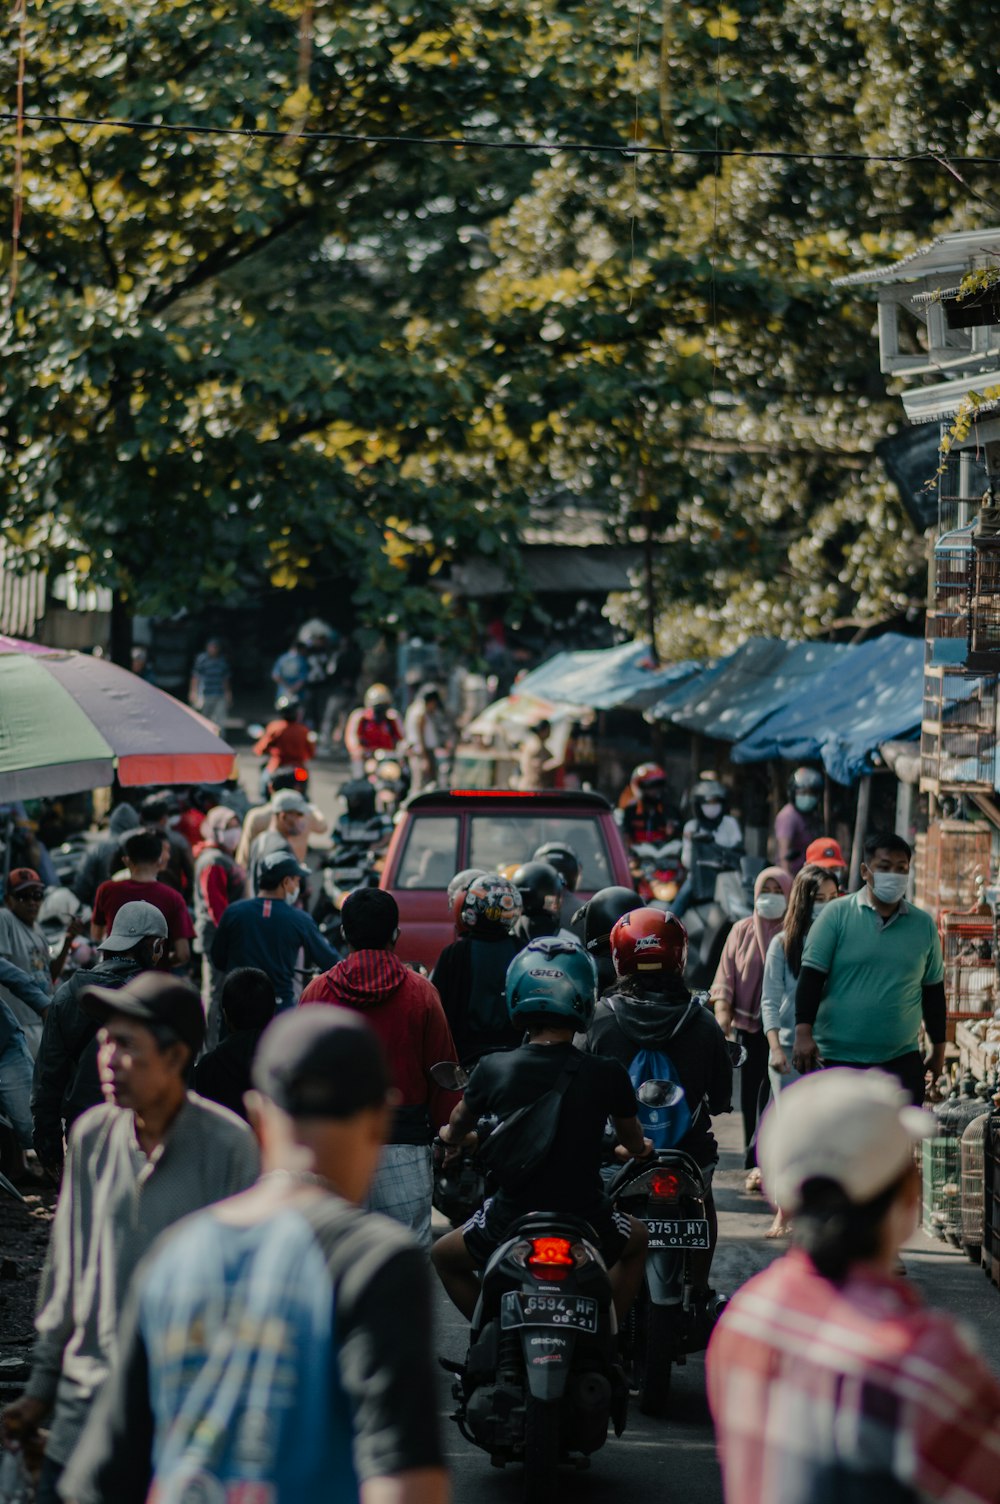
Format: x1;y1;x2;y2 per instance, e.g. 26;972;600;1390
848;774;872;891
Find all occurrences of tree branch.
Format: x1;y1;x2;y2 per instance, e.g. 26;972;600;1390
58;124;119;289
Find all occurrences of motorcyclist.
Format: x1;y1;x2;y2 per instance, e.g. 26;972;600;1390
510;859;572;943
672;777;744;918
344;684;406;779
621;764;680;847
431;874;524;1064
252;696;316;800
533;840;583;921
774;766;825;876
577;884;645;993
588;908;733;1288
431;936;652;1322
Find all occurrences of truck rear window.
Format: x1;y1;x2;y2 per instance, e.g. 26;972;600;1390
395;815;460;889
468;815;612;890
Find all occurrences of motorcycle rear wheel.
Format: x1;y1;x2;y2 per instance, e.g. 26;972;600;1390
638;1302;675;1417
523;1396;560;1503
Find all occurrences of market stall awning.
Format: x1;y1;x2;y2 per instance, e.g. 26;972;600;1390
646;638;846;742
730;633;925;785
513;642;701;713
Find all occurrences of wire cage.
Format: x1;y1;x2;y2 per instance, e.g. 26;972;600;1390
920;665;999;792
925;1086;992;1243
915;819;992;920
928;524;976;650
942;913;996;1034
984;1115;1000;1285
962;1111;991;1262
968;529;1000;672
938;448;990;539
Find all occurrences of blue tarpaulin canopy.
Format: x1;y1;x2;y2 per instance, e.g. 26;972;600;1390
646;638;847;743
513;641;701;713
730;633;925;785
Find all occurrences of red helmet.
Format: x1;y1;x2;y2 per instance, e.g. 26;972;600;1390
610;907;688;979
630;762;667;798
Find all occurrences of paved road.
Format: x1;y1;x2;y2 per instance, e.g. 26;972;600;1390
241;750;1000;1496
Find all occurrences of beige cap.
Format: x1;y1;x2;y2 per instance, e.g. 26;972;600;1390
758;1068;935;1214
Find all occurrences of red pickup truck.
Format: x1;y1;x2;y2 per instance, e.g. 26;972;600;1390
380;788;634;971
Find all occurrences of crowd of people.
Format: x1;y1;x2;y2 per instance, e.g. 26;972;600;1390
1;740;999;1504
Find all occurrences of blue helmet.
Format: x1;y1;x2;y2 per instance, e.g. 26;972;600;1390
505;936;598;1027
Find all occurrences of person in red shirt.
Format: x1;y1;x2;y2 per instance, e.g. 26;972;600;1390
343;684;405;778
91;829;194;971
707;1069;1000;1504
253;697;316;798
299;887;459;1247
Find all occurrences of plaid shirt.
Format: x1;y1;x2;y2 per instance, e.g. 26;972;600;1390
706;1249;1000;1504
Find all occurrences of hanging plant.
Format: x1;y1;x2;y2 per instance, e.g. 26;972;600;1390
943;267;1000;329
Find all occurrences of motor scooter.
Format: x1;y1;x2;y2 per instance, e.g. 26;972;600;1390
630;840;684;905
432;1064;626;1502
679;840;765;988
609;1040;746;1416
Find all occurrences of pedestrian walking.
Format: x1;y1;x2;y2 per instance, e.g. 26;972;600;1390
515;717;559;790
300;888;460;1246
91;828;193;971
139;793;196;899
59;1007;449;1504
193;966;276;1120
192;805;245;1048
0;868;75;1056
0;973;258;1504
31;901;169;1178
405;683;446;793
271;638;309;703
707;1068;1000;1504
188;636;232;727
0;959;53;1154
773;767;824;877
235;784;328;873
793;831;946;1104
246;789;313;895
71;803;141;906
710;866;792;1171
211;851;339;1011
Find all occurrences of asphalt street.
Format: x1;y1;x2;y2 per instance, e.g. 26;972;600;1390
245;748;1000;1501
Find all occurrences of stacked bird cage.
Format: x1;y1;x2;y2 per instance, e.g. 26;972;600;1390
920;666;999;793
915;819;992;921
961;1087;998;1266
927;524;976;661
924;1079;991;1244
984;1114;1000;1287
967;510;1000;673
938;449;990;539
941;912;996;1037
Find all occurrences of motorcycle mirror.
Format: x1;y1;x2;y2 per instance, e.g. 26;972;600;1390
637;1079;686;1109
247;723;265;739
430;1061;470;1092
727;1041;749;1068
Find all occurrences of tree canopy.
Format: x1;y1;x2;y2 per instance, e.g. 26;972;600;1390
1;0;997;652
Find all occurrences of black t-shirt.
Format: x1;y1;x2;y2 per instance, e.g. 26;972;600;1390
60;1195;443;1504
464;1041;637;1220
431;931;524;1064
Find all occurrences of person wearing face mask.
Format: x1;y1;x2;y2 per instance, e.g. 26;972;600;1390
192;806;247;1049
247;789;312;897
773;767;826;878
792;831;945;1105
673;777;743;918
211;852;340;1012
711;866;793;1156
760;863;840;1237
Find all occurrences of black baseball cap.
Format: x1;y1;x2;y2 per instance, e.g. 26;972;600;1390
252;1006;391;1119
81;972;206;1057
258;851;311;889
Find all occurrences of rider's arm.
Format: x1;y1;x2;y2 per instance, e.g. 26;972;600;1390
613;1114;653;1159
439;1096;476;1143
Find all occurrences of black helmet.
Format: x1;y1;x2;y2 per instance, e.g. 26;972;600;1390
511;860;564;917
789;766;823;801
276;695;301;715
533;842;581;893
583;885;644;955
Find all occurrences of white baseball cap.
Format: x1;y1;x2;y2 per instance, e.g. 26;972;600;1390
270;790;309;814
758;1068;935;1213
99;900;169;952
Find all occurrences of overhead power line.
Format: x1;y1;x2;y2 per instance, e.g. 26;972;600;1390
2;109;1000;167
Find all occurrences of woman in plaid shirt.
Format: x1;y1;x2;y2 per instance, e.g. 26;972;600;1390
707;1070;1000;1504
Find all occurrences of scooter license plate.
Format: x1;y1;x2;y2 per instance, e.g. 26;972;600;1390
643;1218;711;1250
500;1291;599;1334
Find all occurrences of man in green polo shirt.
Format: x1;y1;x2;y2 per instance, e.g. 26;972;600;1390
792;830;945;1104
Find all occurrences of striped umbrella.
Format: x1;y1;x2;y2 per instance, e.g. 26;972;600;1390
0;635;236;798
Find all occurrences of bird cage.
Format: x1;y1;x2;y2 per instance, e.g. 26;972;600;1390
941;913;996;1034
967;515;1000;671
928;524;975;654
938;448;989;539
924;1080;990;1243
915;819;992;920
961;1103;995;1263
920;665;999;792
983;1115;1000;1287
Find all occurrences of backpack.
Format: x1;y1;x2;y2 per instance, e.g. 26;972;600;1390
626;1046;693;1150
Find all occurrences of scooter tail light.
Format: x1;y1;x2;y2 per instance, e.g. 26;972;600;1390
649;1171;681;1201
528;1236;574;1267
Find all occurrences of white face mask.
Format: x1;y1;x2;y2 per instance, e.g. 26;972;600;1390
794;794;819;813
221;826;241;853
810;901;830;925
870;871;908;905
285;885;301;906
701;801;723;821
756;892;787;921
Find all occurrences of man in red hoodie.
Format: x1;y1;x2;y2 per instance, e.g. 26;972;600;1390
299;888;460;1247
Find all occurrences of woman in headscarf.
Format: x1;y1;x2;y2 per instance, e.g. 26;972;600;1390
193;806;245;1050
710;865;793;1178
